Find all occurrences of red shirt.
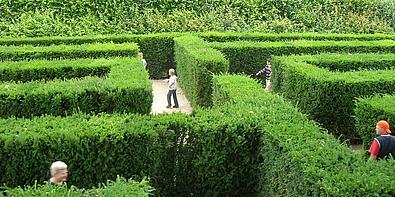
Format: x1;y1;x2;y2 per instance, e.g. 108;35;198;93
369;134;392;156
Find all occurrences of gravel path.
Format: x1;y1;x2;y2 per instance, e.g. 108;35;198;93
150;80;193;115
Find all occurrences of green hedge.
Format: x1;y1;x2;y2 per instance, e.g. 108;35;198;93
174;35;228;107
0;33;177;79
1;177;153;197
0;59;110;83
0;113;189;196
0;42;138;61
201;32;395;42
355;94;395;149
209;40;395;80
212;74;395;196
272;54;395;139
0;58;152;117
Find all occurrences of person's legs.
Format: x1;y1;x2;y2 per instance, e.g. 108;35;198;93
172;90;179;108
265;79;272;92
167;90;172;108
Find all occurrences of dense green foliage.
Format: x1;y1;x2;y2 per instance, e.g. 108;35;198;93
209;40;395;86
201;32;395;42
0;0;393;36
0;42;138;61
272;54;395;139
355;94;395;149
212;74;395;196
0;113;186;195
0;59;110;83
0;34;176;79
0;58;152;117
174;35;228;107
1;177;154;197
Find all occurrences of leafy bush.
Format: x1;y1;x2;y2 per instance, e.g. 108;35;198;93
1;177;154;197
272;54;395;139
174;35;228;107
0;42;138;61
0;58;152;117
0;59;110;83
200;32;395;42
0;0;393;36
212;74;395;196
0;34;175;79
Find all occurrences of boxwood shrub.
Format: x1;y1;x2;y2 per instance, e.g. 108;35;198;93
272;54;395;139
0;113;190;196
212;74;395;196
0;59;110;83
0;33;178;79
209;40;395;79
200;32;395;42
0;58;152;117
174;35;228;107
1;177;153;197
355;94;395;149
0;42;139;61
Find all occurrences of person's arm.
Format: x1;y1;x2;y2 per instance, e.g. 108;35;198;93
256;69;264;76
369;154;377;160
369;139;380;160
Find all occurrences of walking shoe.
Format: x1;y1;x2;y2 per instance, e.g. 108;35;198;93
166;105;172;108
173;105;179;108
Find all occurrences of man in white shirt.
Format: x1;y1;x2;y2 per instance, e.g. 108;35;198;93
166;68;179;108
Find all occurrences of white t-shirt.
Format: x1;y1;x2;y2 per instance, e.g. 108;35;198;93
169;75;177;90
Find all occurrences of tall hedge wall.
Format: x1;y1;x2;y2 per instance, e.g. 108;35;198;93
174;35;228;107
0;113;190;196
0;58;110;83
355;94;395;149
0;58;152;117
200;32;395;42
0;34;177;79
212;74;395;196
272;54;395;139
209;40;395;79
0;42;138;61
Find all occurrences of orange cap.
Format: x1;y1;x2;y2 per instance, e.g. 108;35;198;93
377;120;391;134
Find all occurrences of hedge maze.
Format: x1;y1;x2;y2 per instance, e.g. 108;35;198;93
1;33;395;196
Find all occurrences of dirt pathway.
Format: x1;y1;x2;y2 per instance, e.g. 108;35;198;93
150;80;193;115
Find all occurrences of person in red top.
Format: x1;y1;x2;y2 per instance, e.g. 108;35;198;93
369;120;395;160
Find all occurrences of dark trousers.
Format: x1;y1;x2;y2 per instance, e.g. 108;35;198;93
167;89;179;107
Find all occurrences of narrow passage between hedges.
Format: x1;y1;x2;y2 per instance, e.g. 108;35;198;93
150;80;192;115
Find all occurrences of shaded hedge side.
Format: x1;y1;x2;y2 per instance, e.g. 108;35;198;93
174;35;228;107
272;55;395;139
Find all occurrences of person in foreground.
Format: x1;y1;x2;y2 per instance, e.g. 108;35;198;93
49;161;68;185
369;120;395;160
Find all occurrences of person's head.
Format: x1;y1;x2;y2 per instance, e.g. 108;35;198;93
50;161;68;184
266;58;272;66
169;68;175;76
375;120;391;135
138;52;144;59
